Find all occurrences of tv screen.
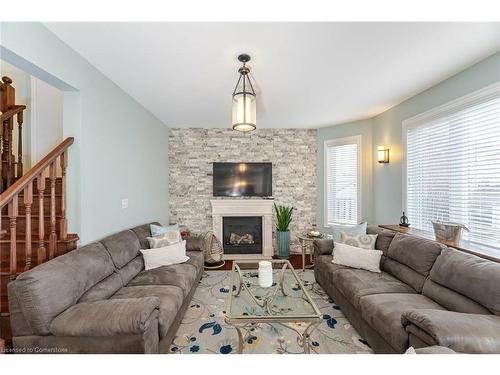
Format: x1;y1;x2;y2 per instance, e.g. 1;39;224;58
213;162;272;197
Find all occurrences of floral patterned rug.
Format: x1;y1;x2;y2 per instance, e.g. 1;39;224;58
168;270;373;354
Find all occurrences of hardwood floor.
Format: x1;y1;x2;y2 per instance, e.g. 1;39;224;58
209;254;313;271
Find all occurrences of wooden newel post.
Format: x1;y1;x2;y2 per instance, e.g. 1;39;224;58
0;76;15;111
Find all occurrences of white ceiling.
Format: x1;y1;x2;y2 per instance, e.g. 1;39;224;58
44;22;500;129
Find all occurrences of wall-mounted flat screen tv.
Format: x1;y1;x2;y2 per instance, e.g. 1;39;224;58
213;162;272;197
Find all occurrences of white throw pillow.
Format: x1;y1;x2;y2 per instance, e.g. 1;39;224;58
332;242;382;273
340;232;378;249
147;230;182;248
140;240;189;270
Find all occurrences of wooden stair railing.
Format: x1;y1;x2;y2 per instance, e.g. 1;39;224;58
1;76;27;192
0;137;78;348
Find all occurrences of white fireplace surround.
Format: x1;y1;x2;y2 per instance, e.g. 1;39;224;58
210;199;274;259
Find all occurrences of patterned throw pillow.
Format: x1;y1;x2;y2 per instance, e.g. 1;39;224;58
147;230;182;248
339;232;378;250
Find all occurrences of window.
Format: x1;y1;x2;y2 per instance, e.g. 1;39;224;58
404;83;500;249
324;136;361;226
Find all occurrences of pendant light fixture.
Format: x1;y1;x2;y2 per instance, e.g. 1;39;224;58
232;54;256;132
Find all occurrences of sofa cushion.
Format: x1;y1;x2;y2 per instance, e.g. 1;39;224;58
50;297;160;337
335;269;416;309
128;263;198;297
386;233;444;276
383;258;427;292
359;293;445;353
367;226;396;254
130;222;161;249
112;285;184;339
12;242;115;335
78;272;123;303
101;229;141;269
117;255;145;285
429;247;500;315
314;254;349;285
422;279;491;315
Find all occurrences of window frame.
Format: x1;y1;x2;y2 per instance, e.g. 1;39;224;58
324;135;362;228
402;81;500;242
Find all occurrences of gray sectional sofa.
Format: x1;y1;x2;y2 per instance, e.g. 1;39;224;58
314;226;500;354
7;222;204;354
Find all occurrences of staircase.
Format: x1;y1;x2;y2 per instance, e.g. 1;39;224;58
0;76;79;348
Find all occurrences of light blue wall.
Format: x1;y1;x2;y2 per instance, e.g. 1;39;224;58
372;52;500;224
317;118;374;233
0;22;169;244
317;52;500;227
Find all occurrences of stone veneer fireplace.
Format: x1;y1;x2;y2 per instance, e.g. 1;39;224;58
210;199;274;259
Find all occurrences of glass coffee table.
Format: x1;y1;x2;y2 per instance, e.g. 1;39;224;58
224;259;322;354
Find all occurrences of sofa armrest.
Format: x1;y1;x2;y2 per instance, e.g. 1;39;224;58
313;239;334;256
401;309;500;353
50;297;160;337
185;235;204;251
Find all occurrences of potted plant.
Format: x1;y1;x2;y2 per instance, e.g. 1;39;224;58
274;203;293;259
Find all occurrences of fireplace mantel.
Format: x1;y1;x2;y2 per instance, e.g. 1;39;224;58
210;199;274;259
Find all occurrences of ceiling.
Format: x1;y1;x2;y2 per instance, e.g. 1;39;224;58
44;22;500;129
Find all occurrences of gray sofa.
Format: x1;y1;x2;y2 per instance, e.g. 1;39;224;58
7;222;204;354
314;226;500;354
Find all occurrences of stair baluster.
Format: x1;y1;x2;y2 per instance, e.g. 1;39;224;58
17;111;23;178
37;173;46;264
59;151;68;240
49;162;57;259
8;195;18;280
24;184;33;270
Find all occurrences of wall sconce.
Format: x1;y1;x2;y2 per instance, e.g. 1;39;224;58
377;146;390;163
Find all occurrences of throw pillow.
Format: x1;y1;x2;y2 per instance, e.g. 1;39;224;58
140;240;189;270
147;230;182;248
328;222;367;242
332;242;382;273
150;223;179;237
340;232;378;250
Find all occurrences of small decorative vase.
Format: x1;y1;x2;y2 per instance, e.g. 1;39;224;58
258;261;273;288
276;230;290;259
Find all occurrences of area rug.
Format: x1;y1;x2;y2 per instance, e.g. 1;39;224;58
168;270;373;354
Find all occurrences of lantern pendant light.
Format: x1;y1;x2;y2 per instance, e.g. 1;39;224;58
232;54;257;132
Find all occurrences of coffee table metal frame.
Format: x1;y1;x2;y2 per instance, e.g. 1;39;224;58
224;259;322;354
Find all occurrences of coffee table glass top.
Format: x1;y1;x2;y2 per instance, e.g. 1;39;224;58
225;259;322;322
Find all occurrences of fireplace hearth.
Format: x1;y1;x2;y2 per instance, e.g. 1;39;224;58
223;216;262;254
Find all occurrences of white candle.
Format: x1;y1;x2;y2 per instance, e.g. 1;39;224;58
258;261;273;288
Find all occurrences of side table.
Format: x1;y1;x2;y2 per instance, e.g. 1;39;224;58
297;234;332;271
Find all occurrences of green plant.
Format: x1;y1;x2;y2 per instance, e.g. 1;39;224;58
274;203;293;232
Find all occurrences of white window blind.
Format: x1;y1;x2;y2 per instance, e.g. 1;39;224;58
405;85;500;249
325;136;360;226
